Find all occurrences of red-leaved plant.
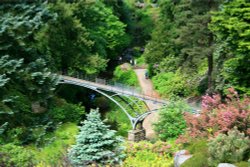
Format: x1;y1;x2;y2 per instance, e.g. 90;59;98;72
177;88;250;143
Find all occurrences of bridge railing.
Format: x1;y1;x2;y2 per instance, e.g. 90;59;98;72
59;71;162;103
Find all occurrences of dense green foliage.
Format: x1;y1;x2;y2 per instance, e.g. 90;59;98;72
1;0;250;166
0;123;78;167
113;64;139;86
68;110;124;166
144;0;250;97
0;3;59;145
154;101;189;140
234;162;249;167
31;123;78;166
181;153;209;167
144;0;216;97
209;0;250;95
0;0;129;165
0;143;34;167
48;98;85;123
37;1;129;73
122;0;157;46
152;71;197;98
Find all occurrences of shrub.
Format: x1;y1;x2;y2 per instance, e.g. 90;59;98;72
48;98;85;123
0;143;34;167
152;71;197;98
68;109;125;166
123;150;173;167
154;101;189;140
113;65;138;86
135;56;145;65
181;88;250;140
208;127;250;166
125;141;174;157
6;127;32;145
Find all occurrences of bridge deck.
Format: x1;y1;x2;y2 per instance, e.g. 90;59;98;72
60;75;168;105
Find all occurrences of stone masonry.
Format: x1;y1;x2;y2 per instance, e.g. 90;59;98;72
128;129;146;142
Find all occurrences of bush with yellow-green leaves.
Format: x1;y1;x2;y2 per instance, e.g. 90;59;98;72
123;141;180;167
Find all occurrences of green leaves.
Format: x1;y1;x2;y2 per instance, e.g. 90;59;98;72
210;0;250;94
113;65;139;86
0;143;35;167
75;0;129;59
145;0;250;96
154;101;190;140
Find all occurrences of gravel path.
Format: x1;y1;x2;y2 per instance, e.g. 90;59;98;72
134;69;163;139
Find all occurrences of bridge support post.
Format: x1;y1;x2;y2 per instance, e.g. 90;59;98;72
128;121;146;142
128;129;146;142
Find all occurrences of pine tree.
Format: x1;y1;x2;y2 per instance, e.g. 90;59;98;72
68;109;124;166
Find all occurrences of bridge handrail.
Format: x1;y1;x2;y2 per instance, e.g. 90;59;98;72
61;71;142;92
59;71;165;104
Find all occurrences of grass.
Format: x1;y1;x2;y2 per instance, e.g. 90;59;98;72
234;161;249;167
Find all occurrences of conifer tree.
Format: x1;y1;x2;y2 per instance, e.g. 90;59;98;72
68;109;124;166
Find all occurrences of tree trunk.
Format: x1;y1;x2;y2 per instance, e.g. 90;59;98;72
207;54;213;92
207;0;214;93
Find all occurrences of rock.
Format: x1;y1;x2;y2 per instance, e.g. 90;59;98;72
217;163;236;167
174;150;192;167
31;101;47;113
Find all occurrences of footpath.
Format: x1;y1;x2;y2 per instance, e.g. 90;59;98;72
134;68;162;139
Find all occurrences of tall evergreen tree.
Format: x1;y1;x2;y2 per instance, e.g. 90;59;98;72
144;0;221;97
210;0;250;95
68;109;124;166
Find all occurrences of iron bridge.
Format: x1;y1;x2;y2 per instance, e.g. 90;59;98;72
59;75;168;129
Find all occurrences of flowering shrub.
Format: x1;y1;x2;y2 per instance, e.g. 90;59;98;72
208;127;250;166
179;88;250;142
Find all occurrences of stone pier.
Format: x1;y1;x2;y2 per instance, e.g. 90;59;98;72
128;129;146;142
